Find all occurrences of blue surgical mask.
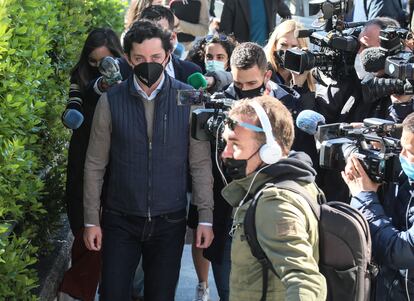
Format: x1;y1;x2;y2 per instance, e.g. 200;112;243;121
205;60;226;73
400;155;414;180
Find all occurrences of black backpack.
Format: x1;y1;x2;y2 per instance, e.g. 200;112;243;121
244;180;378;301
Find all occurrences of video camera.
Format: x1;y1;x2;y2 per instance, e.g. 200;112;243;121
177;90;235;147
361;27;414;100
317;118;401;183
282;0;362;80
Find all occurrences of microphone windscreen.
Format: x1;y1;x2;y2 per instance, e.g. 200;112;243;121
360;47;386;72
187;72;207;89
63;109;84;130
296;110;326;135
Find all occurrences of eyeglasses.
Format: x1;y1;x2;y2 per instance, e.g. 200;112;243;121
225;117;264;132
205;34;228;43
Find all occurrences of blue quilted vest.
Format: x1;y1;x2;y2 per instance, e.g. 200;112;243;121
105;74;192;217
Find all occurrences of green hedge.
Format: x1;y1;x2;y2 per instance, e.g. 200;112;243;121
0;0;127;299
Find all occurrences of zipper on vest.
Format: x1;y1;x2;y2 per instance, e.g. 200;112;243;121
163;114;167;144
148;141;152;221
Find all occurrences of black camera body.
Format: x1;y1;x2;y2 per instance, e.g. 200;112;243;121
282;0;361;80
177;89;234;148
318;118;401;183
361;27;413;100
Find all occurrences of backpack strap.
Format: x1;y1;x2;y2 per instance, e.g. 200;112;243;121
244;183;279;301
244;180;323;301
274;180;322;220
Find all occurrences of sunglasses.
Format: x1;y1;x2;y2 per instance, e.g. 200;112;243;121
225;117;264;132
205;34;228;43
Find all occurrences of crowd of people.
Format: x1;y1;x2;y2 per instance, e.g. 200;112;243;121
57;1;414;301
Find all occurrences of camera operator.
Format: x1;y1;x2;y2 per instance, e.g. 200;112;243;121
314;17;404;202
220;95;326;300
315;17;400;124
265;19;315;93
342;112;414;300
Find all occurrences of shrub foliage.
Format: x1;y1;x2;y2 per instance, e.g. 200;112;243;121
0;0;127;299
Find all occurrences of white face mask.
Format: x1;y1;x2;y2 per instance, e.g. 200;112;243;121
354;53;370;79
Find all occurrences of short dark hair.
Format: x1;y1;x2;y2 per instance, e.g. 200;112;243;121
139;5;175;31
123;20;173;55
230;42;268;72
403;112;414;133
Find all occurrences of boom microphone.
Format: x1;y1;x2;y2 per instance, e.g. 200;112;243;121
187;72;207;89
360;47;387;73
296;110;326;135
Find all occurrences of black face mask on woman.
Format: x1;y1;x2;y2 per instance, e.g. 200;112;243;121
133;62;165;88
234;84;265;99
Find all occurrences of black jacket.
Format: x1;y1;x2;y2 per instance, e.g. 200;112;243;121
219;0;291;43
64;62;132;233
314;72;394;203
171;54;201;83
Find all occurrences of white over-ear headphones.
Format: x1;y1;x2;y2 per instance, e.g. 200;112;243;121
248;101;282;164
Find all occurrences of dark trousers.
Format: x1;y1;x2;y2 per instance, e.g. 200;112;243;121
100;208;187;301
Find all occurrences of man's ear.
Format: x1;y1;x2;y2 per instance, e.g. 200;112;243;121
264;69;272;83
170;31;178;44
164;51;172;66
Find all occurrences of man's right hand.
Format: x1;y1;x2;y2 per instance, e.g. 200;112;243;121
83;226;102;251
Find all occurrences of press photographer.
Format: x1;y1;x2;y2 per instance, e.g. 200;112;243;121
342;112;414;300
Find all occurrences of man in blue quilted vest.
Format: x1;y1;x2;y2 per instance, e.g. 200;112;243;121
82;20;214;301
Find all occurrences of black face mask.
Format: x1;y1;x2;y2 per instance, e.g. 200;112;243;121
134;62;164;87
234;84;265;99
222;149;260;180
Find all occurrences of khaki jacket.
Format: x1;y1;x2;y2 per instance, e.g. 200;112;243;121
222;173;327;301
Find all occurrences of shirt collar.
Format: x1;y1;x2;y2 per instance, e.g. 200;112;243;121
133;73;165;101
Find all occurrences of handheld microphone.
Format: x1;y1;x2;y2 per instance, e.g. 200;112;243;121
62;109;84;130
296;110;326;135
360;47;386;73
187;72;207;89
98;57;122;86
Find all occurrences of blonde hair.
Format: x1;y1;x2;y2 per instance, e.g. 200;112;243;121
265;20;315;92
124;0;155;30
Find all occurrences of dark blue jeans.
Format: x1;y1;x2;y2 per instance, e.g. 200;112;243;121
100;208;186;301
